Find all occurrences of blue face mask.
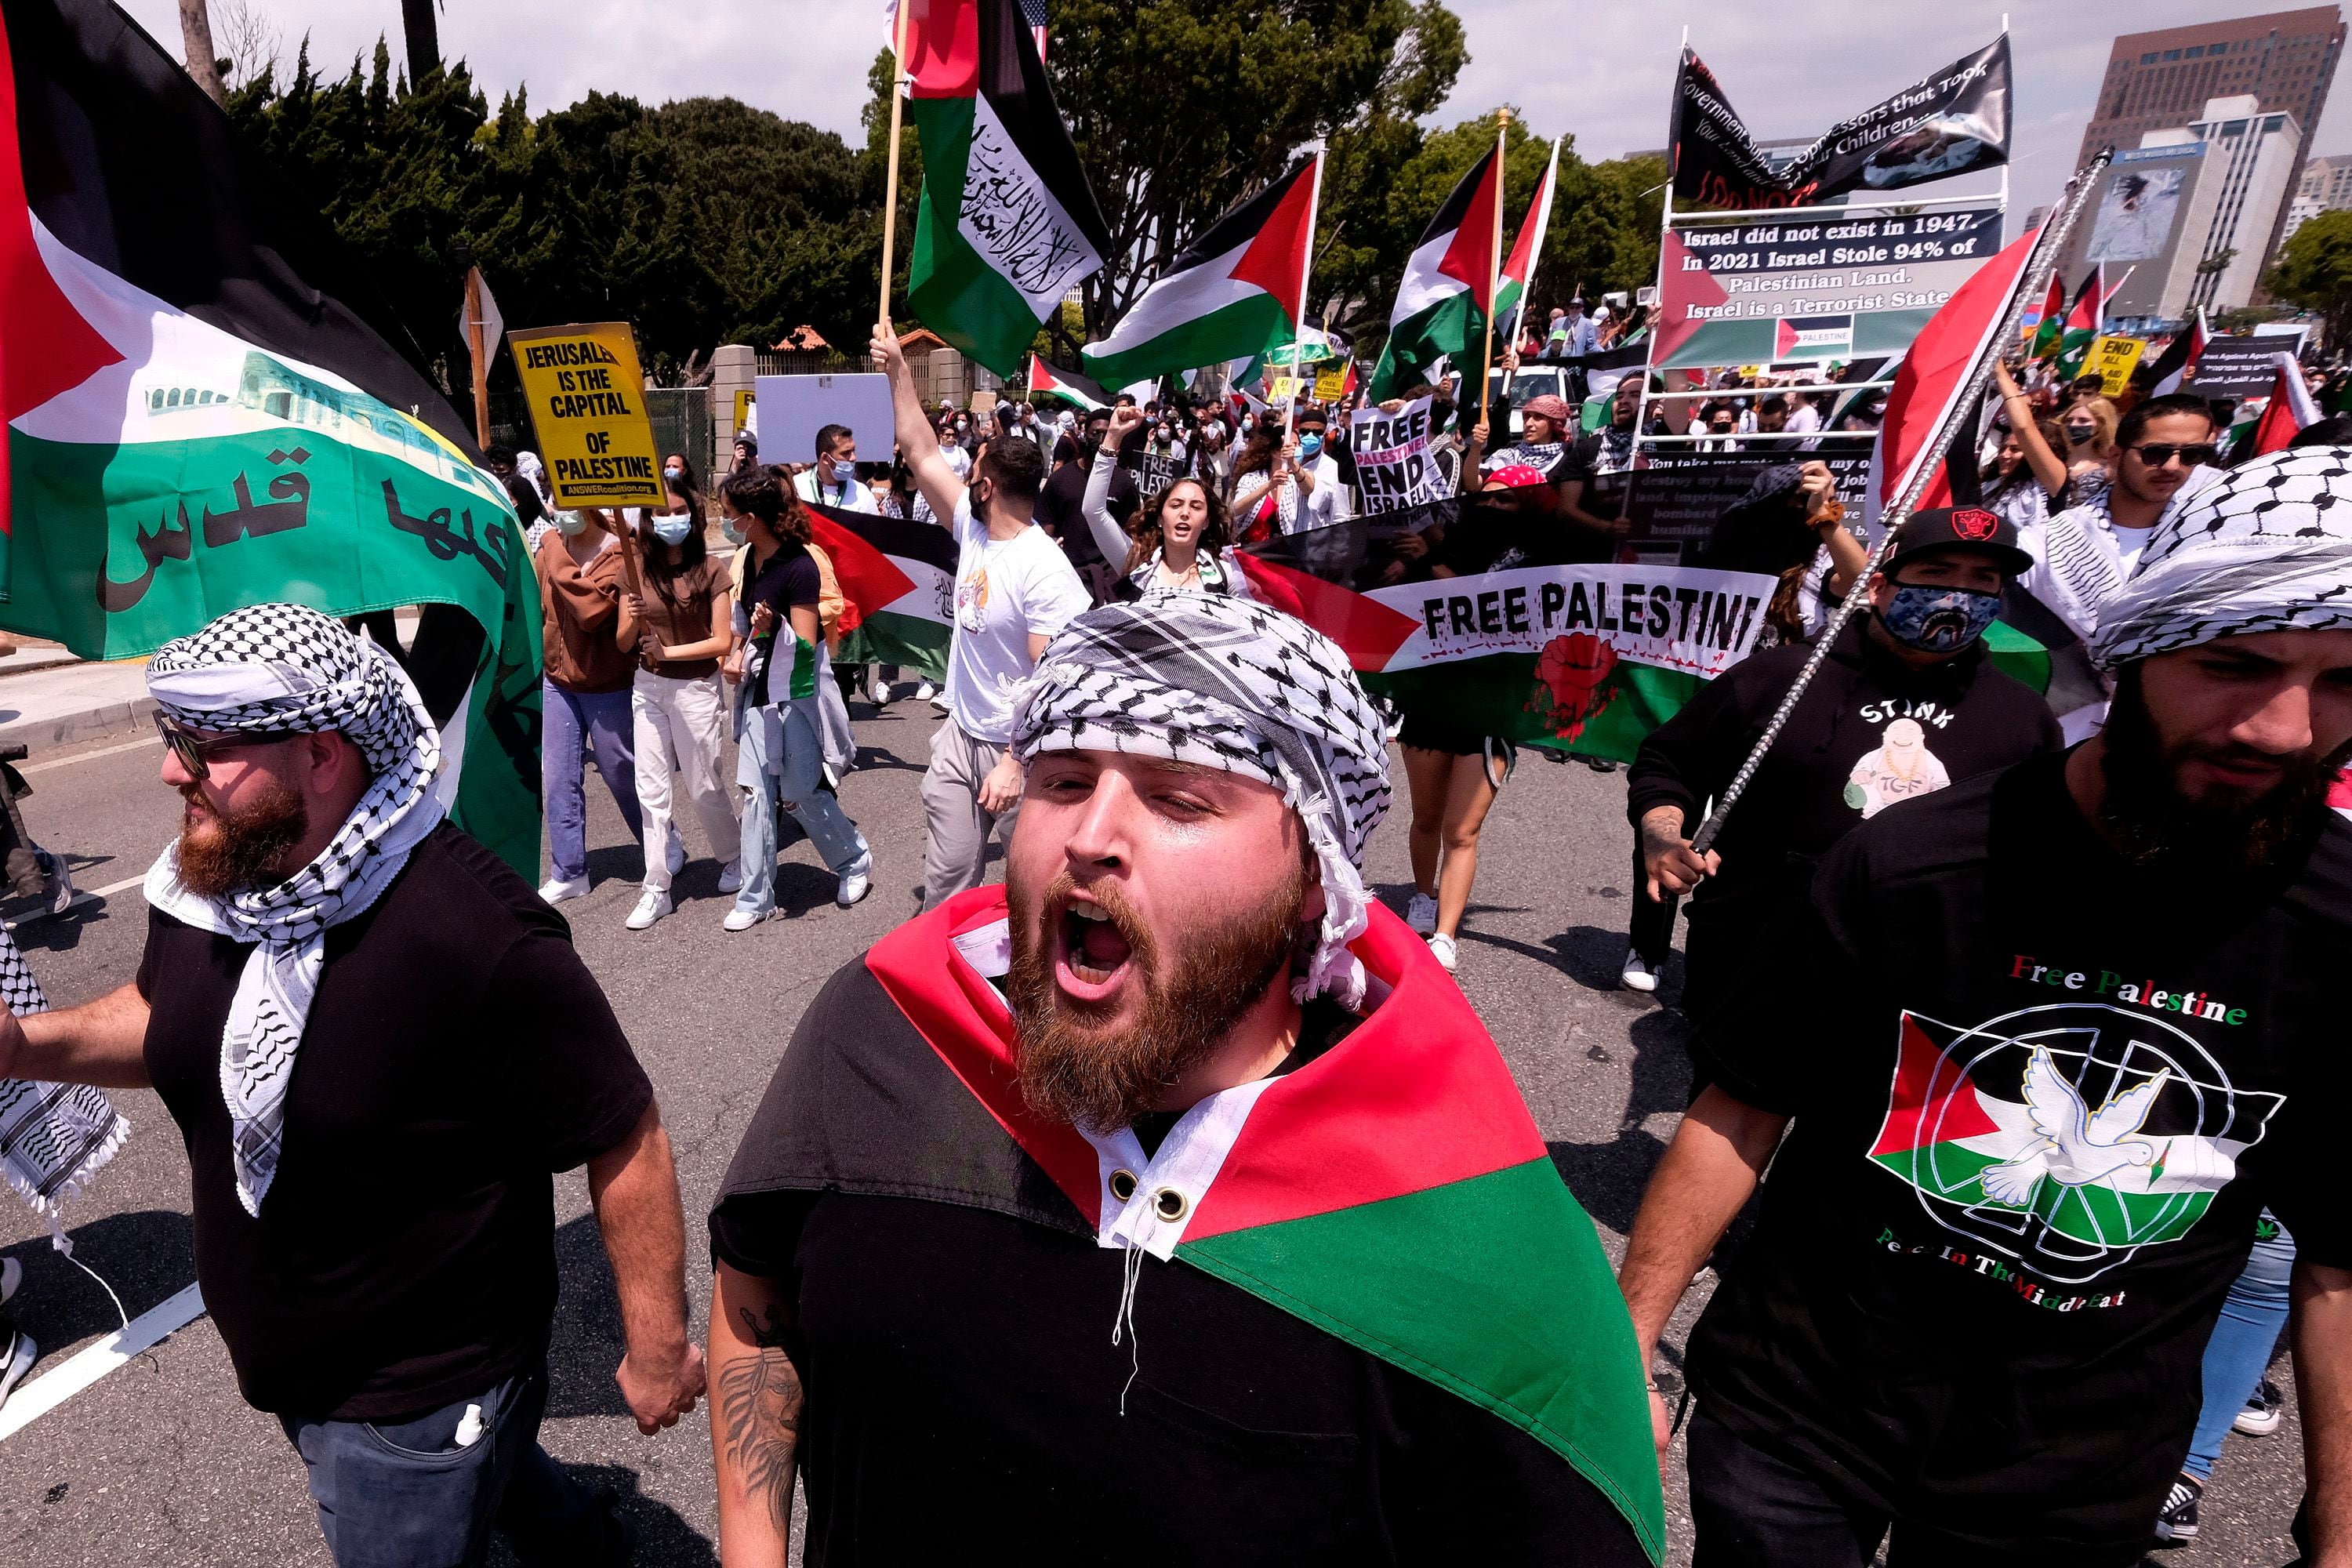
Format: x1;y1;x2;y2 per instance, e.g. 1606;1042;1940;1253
650;514;693;546
1298;433;1323;459
1880;583;2000;653
720;517;747;546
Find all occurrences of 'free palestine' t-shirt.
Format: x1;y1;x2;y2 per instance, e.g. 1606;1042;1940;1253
1686;751;2352;1553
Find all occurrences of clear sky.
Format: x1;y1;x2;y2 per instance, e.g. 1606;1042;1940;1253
116;0;2352;234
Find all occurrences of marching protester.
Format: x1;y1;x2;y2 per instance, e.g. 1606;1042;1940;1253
2158;1209;2298;1542
0;605;701;1563
2057;393;2119;500
717;471;873;927
1984;361;2073;529
1081;402;1249;598
704;592;1662;1563
1036;403;1138;602
1616;448;2352;1566
1472;390;1575;483
1622;506;2060;1004
534;504;671;903
872;323;1091;911
731;431;760;474
1558;375;1643;543
1229;405;1350;535
792;423;909;709
618;479;742;931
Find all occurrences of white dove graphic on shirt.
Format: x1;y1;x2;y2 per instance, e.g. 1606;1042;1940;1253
1979;1046;2171;1208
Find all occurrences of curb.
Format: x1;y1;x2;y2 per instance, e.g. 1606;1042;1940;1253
0;695;157;755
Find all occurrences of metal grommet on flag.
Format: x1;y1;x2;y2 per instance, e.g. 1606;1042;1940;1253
1109;1168;1138;1203
1152;1187;1189;1222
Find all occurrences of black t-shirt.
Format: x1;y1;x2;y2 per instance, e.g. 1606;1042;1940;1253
1687;753;2352;1552
1036;452;1136;571
741;539;822;706
1560;428;1637;517
708;964;1648;1566
136;823;652;1419
1625;619;2062;910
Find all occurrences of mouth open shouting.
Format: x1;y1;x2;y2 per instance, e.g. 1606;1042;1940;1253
1058;887;1142;1002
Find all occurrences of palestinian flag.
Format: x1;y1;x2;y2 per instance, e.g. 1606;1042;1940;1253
2234;351;2322;460
2146;308;2208;396
1867;1011;2280;1270
2025;270;2065;359
904;0;1109;376
1494;135;1562;339
1368;143;1503;401
1080;154;1321;390
804;500;954;680
2054;264;2106;380
0;0;539;874
725;886;1666;1559
1025;353;1108;412
1236;516;1777;762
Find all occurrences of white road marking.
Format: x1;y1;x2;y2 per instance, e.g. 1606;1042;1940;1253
0;1282;207;1440
16;735;158;775
3;873;147;932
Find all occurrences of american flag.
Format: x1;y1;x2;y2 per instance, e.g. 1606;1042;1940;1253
1018;0;1049;61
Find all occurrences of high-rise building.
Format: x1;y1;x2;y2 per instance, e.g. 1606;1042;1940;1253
2074;8;2343;281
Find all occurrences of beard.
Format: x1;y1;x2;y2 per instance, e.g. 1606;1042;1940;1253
176;776;309;898
2098;668;2346;873
1007;864;1308;1133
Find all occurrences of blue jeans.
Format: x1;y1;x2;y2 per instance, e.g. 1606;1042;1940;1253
278;1363;614;1567
542;681;644;884
735;697;871;916
2185;1211;2295;1479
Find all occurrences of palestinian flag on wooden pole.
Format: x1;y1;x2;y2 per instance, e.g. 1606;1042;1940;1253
2053;263;2107;379
2024;269;2065;358
727;885;1668;1562
2234;351;2323;460
0;0;541;873
902;0;1109;375
1368;138;1504;401
1079;153;1323;390
1494;134;1562;346
1025;353;1109;412
2146;307;2209;395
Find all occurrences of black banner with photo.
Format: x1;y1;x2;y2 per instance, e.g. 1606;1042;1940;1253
1670;34;2011;211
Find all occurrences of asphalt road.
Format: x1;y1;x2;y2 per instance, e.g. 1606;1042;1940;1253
0;700;2307;1566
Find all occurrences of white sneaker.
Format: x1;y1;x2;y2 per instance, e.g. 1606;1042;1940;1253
914;681;938;703
1405;892;1438;935
717;862;744;895
665;835;685;876
1621;952;1659;993
864;679;894;706
1427;932;1458;972
837;866;872;908
0;1319;34;1410
626;890;672;931
539;876;589;905
723;907;774;932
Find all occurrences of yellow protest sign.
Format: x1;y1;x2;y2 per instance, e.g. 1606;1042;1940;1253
507;321;664;508
1313;366;1349;401
2087;336;2146;399
732;387;753;437
1268;375;1305;403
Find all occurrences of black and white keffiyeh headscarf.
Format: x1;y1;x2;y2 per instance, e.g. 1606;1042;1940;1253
0;928;127;1232
143;604;446;1215
2090;448;2352;670
1010;593;1393;1006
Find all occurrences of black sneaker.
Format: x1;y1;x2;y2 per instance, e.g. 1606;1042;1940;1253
2234;1376;2285;1436
0;1316;37;1410
2153;1473;2201;1544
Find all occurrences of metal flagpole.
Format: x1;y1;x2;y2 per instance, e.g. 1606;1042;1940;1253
1477;109;1508;435
1688;151;2113;857
878;1;914;330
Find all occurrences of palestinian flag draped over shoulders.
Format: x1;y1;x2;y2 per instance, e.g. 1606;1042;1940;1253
1078;153;1320;390
730;885;1666;1559
904;0;1109;376
0;0;540;873
1369;143;1502;400
804;499;953;680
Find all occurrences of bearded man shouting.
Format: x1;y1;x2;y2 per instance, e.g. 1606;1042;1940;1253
706;593;1663;1565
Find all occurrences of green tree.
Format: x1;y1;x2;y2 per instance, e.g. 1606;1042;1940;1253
2267;209;2352;349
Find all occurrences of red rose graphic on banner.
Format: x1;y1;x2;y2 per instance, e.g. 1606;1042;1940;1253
1530;633;1620;740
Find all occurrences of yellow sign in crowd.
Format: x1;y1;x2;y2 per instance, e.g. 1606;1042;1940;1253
507;321;666;509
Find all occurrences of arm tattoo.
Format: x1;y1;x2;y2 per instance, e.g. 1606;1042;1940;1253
720;1305;804;1534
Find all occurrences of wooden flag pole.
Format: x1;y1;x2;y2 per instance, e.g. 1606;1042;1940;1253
1280;149;1328;456
463;266;491;449
878;2;913;331
1477;108;1508;435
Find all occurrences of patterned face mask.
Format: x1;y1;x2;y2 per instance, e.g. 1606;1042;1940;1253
1880;583;2000;653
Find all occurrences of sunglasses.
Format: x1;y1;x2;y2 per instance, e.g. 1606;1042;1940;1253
154;713;295;781
2126;442;2218;468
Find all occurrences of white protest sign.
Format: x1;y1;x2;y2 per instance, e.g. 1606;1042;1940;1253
753;373;898;466
1349;394;1450;514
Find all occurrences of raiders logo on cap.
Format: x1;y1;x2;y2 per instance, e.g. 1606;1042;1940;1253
1951;508;1999;542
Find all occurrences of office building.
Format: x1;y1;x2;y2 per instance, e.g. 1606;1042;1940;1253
2074;8;2343;282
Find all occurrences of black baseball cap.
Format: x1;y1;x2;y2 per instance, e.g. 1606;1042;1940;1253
1880;505;2033;578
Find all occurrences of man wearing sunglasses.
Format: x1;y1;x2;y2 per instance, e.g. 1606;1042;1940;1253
0;604;702;1566
2021;393;2221;682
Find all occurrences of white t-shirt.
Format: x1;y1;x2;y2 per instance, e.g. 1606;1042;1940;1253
793;468;878;514
946;494;1091;743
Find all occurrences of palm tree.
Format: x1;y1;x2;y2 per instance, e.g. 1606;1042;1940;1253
401;0;439;82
